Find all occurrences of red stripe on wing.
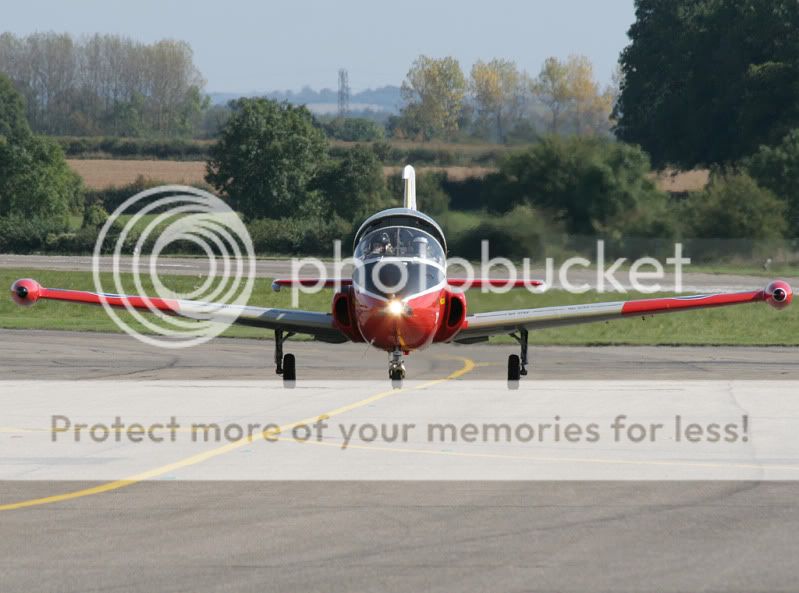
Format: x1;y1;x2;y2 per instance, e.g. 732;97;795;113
448;278;544;288
272;279;352;289
40;287;181;313
621;290;764;316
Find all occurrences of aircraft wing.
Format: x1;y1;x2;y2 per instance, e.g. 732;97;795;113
10;278;348;343
270;278;545;291
271;278;352;292
453;281;792;343
447;278;545;289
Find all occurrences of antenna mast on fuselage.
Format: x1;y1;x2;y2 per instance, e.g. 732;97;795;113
352;165;447;253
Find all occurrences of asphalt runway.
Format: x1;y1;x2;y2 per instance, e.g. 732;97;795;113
2;330;799;592
2;329;798;380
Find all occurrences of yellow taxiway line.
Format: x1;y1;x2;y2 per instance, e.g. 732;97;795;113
0;356;476;512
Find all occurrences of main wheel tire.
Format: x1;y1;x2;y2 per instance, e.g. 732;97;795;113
507;354;521;381
282;353;296;381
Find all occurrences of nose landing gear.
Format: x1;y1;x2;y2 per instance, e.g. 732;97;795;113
507;328;529;386
389;348;406;385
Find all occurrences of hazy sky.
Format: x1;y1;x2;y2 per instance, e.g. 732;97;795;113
4;0;635;93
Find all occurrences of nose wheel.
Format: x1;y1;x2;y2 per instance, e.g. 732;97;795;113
389;349;406;384
274;329;296;385
508;329;529;386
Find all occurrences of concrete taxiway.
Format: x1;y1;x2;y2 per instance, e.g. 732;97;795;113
1;330;799;592
1;329;797;381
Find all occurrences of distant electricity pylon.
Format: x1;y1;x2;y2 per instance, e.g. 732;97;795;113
337;68;350;118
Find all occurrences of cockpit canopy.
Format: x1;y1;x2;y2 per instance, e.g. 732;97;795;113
353;208;447;253
354;226;445;265
353;226;446;299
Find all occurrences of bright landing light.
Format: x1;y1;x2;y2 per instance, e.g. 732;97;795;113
386;300;404;316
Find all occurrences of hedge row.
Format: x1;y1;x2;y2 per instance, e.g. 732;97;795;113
331;142;506;166
0;214;356;257
3;211;791;264
55;137;213;160
55;136;509;167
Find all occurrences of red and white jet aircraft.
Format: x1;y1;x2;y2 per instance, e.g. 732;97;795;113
10;166;793;384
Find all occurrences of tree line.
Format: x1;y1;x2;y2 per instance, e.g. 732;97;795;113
0;30;615;144
393;54;615;143
0;32;207;137
0;76;794;258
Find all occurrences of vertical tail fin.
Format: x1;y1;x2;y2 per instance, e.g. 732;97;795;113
403;165;416;210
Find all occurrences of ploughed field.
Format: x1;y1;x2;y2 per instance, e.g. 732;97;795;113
67;159;708;192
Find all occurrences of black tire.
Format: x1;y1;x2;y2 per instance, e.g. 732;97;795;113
282;353;296;381
507;354;521;381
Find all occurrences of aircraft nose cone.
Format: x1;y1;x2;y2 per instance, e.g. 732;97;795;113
354;291;441;351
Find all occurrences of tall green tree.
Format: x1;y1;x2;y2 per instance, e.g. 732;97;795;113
0;74;83;221
0;74;30;141
531;57;570;135
745;129;799;235
313;145;389;221
615;0;799;168
532;55;614;136
470;59;524;142
399;55;467;140
496;136;672;238
685;171;787;239
0;136;83;219
205;99;328;219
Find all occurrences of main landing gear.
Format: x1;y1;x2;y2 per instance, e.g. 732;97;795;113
507;328;529;386
389;348;406;386
274;329;296;385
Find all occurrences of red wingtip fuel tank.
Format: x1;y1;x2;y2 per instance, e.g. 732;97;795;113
10;279;42;307
764;280;792;310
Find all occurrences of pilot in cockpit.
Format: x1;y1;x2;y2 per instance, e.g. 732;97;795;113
369;232;394;256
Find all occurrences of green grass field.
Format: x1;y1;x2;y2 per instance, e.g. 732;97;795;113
675;262;798;278
1;269;796;346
